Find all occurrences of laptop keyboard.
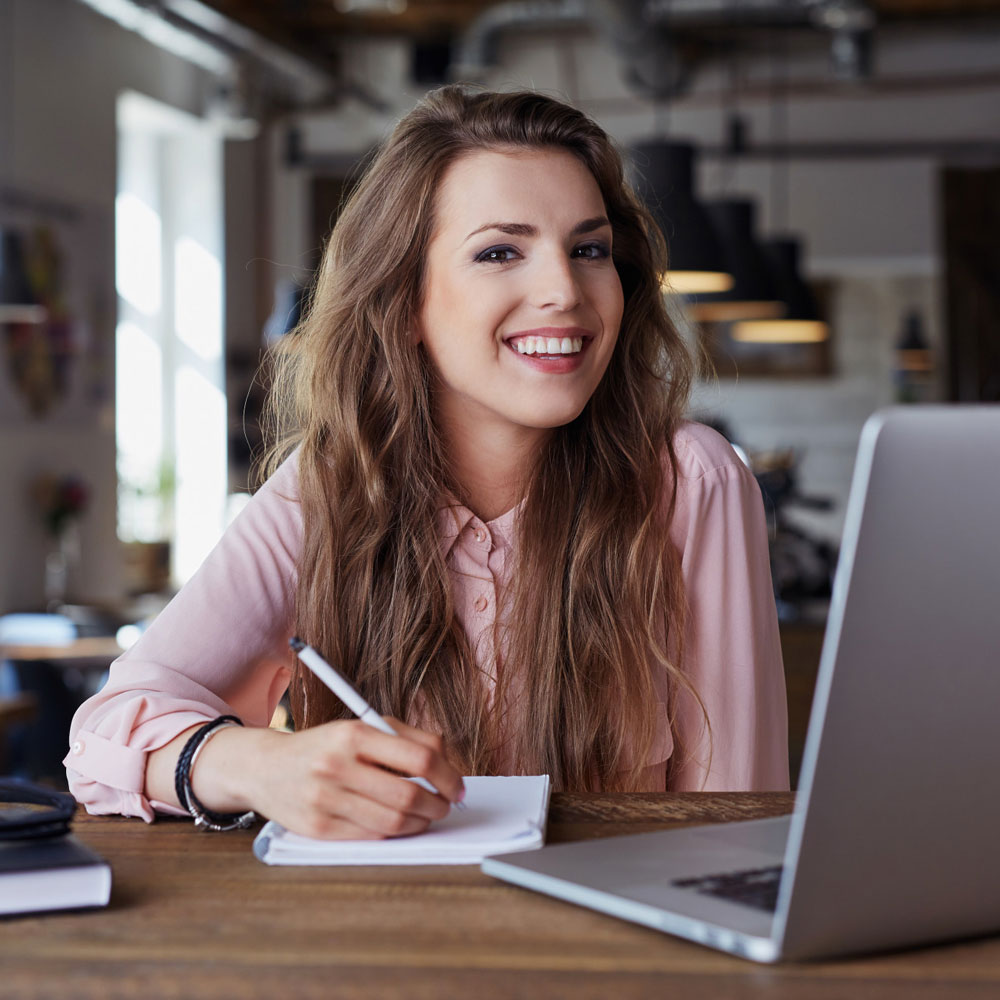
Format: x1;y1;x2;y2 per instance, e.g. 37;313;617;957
671;865;784;912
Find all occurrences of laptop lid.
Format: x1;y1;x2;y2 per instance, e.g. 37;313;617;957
775;406;1000;959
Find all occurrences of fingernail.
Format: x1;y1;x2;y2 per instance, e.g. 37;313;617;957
457;784;466;802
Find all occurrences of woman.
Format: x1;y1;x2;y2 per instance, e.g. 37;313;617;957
67;86;788;840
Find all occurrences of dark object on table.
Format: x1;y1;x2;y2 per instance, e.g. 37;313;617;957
0;778;75;839
0;778;111;916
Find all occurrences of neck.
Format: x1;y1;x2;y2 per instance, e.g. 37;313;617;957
440;420;551;523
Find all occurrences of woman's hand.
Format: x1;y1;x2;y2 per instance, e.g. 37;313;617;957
197;718;466;840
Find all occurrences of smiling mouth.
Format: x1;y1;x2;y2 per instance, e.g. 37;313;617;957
505;333;590;357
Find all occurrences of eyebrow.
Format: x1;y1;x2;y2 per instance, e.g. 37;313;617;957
462;215;611;244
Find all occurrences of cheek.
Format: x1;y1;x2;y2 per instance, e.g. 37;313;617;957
417;274;483;343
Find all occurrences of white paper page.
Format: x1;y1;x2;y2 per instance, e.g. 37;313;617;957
256;775;550;865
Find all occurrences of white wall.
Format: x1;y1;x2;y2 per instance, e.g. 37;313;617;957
268;23;1000;543
0;0;218;612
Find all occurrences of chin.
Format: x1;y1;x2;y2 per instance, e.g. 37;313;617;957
520;404;590;430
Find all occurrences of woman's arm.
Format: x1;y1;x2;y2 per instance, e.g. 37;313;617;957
65;463;462;837
66;457;303;821
144;717;465;839
67;454;464;837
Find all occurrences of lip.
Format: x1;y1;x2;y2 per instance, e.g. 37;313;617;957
502;326;594;374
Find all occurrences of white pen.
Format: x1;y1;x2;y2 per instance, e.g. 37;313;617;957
289;637;465;810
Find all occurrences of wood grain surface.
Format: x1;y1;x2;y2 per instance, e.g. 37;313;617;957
3;793;1000;999
0;637;124;662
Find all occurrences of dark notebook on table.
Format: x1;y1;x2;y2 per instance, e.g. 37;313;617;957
1;782;112;917
1;832;111;916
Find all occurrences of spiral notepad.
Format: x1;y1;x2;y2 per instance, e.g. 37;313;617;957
253;774;550;866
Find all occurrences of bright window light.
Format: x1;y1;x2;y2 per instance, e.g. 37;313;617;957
115;318;166;544
174;365;227;582
175;236;222;362
115;320;163;475
115;192;162;316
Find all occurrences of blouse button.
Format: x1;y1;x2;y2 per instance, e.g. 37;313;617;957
474;528;487;544
474;594;488;612
71;740;85;755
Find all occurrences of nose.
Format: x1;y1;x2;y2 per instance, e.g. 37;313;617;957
529;250;582;312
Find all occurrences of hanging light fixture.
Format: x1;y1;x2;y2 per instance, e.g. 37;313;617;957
630;140;733;295
732;32;828;345
0;227;46;325
686;45;778;323
686;198;785;323
731;237;829;343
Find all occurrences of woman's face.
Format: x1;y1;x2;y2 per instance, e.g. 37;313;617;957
416;147;624;449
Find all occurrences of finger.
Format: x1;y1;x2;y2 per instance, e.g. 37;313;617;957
379;718;464;786
384;717;445;753
383;720;465;776
289;813;383;842
321;786;434;839
287;807;420;842
352;724;466;806
386;722;467;805
338;759;452;823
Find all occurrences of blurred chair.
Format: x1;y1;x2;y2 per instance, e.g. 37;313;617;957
0;692;38;775
0;613;78;784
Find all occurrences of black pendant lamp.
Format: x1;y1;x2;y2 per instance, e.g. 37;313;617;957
731;237;829;343
0;228;46;325
630;141;733;295
686;198;785;323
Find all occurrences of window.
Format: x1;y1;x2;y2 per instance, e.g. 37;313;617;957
115;91;227;585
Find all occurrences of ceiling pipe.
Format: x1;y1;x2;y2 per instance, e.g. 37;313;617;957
162;0;337;99
803;0;877;79
451;1;589;82
455;0;877;93
585;0;692;99
453;0;689;96
75;0;336;104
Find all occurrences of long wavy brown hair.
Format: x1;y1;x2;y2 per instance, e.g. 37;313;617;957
264;85;703;791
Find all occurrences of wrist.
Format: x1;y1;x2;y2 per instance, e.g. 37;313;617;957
188;723;284;816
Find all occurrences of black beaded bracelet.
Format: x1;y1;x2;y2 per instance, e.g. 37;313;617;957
174;716;257;832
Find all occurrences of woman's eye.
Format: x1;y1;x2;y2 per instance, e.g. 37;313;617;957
475;245;519;264
573;242;611;260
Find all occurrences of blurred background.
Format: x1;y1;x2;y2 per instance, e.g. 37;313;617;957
1;0;997;787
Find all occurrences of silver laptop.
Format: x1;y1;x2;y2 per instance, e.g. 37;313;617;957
482;406;1000;962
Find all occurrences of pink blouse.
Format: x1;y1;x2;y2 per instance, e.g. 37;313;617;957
65;422;789;820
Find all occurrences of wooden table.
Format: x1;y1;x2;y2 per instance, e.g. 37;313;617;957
4;793;999;998
0;636;123;665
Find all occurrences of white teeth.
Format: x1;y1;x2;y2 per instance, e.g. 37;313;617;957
513;336;584;356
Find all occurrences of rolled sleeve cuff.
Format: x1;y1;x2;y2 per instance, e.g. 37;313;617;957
64;717;214;822
64;730;148;794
